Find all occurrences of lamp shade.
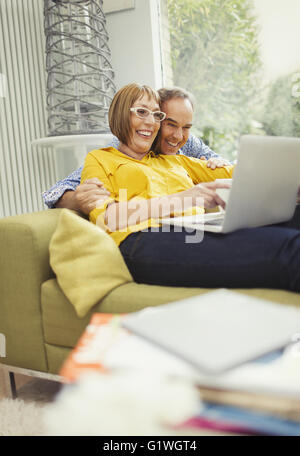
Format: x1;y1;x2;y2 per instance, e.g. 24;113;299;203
44;0;116;136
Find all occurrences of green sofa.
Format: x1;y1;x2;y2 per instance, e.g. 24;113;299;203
1;209;300;380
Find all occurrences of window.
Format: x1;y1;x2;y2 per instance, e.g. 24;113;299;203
167;0;300;160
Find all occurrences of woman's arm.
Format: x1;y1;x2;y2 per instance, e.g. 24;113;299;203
176;155;234;183
103;181;230;231
82;150;232;232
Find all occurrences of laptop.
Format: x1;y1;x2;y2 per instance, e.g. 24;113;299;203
122;289;300;375
160;135;300;233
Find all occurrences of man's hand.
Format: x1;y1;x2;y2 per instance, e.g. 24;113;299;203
55;178;111;215
200;156;231;169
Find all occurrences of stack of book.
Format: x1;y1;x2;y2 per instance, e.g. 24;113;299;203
60;312;300;436
187;382;300;435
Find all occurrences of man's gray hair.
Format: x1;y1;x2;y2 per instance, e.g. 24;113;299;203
158;86;195;110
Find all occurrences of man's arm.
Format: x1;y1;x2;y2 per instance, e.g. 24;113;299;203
42;167;111;214
42;136;119;211
55;178;111;215
42;167;83;208
180;134;219;159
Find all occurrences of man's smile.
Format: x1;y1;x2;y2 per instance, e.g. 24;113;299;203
166;140;180;147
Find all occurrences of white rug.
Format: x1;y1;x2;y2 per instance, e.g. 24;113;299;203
0;398;46;436
1;373;196;436
0;372;201;436
0;378;62;436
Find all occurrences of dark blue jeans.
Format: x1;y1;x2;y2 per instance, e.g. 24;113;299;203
119;207;300;292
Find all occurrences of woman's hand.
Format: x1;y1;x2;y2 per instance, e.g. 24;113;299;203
104;181;231;231
187;181;231;210
200;156;231;169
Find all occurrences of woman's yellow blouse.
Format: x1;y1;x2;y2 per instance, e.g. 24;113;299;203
81;147;233;245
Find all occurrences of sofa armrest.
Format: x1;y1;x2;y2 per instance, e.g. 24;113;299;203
0;209;64;371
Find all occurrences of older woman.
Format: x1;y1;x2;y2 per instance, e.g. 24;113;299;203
42;86;230;214
82;84;232;233
82;83;300;292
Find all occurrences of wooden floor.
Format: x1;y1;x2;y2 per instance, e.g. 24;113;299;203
0;368;62;402
0;370;29;399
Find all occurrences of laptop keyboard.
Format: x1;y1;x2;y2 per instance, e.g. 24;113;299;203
205;218;224;226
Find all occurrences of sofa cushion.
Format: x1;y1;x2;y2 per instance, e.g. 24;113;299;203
41;278;300;350
41;279;209;348
0;209;61;372
49;209;133;318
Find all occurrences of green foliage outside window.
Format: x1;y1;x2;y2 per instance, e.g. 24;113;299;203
167;0;263;159
259;71;300;138
167;0;300;159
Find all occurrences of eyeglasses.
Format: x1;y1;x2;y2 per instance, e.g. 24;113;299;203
130;107;166;122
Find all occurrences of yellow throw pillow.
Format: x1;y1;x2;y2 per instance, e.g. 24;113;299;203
49;209;133;318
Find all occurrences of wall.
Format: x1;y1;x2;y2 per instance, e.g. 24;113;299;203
0;0;168;218
103;0;135;14
0;0;57;218
105;0;164;90
159;0;174;87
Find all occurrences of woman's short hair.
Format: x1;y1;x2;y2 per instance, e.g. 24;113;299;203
109;83;160;146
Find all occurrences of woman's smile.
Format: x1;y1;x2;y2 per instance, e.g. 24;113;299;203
123;94;161;159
